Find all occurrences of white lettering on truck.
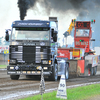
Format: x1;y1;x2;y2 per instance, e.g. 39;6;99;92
75;41;88;45
60;53;65;56
18;23;43;26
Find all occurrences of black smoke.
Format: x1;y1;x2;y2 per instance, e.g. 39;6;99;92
41;0;100;18
17;0;87;20
17;0;100;20
17;0;100;46
18;0;37;20
40;0;86;15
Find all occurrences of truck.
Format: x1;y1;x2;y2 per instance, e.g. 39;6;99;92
5;17;69;81
57;19;99;77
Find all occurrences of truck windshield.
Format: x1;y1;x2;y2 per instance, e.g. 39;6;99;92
76;29;90;37
11;27;50;40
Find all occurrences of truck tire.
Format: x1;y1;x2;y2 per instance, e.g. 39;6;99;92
10;75;20;80
90;67;94;76
49;63;58;81
93;66;97;75
65;64;69;80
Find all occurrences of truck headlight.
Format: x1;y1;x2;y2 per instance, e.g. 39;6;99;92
10;67;14;69
42;60;48;64
41;60;51;64
9;60;16;64
43;67;48;70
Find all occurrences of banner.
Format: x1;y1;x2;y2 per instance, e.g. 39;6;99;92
0;46;9;53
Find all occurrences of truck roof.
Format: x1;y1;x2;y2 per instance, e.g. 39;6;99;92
12;20;57;28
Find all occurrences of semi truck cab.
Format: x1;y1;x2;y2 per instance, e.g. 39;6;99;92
6;17;59;81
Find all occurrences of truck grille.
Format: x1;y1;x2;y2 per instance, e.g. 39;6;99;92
23;46;35;62
9;46;23;61
9;45;50;63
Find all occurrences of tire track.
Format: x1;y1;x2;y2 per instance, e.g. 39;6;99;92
0;70;100;100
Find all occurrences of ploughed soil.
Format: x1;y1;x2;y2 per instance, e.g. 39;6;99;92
0;69;100;100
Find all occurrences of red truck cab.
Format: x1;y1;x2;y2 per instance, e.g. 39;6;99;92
74;21;92;53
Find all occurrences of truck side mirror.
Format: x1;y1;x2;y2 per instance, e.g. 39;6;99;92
53;31;58;42
51;29;54;37
51;29;58;42
91;39;95;41
5;31;9;41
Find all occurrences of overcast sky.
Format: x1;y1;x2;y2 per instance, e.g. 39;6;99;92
0;0;19;35
0;0;100;46
0;0;78;46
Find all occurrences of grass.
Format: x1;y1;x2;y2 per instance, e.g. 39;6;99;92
0;65;7;68
19;84;100;100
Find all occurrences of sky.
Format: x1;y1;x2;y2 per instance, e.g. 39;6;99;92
0;0;100;47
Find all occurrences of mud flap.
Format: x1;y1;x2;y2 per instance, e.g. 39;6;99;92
84;60;90;76
68;60;80;78
68;59;90;78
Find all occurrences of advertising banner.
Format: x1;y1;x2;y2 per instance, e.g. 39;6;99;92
0;46;9;54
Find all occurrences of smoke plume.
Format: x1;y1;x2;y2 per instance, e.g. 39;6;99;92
17;0;100;20
17;0;100;46
17;0;87;20
18;0;37;20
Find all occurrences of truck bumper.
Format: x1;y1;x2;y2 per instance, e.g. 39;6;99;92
7;64;52;76
7;70;51;75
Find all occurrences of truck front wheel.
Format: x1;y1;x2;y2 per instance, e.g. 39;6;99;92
10;75;20;80
90;67;94;76
93;66;97;75
50;63;58;81
65;64;69;80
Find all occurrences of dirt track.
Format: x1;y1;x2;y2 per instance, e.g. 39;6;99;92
0;69;100;100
